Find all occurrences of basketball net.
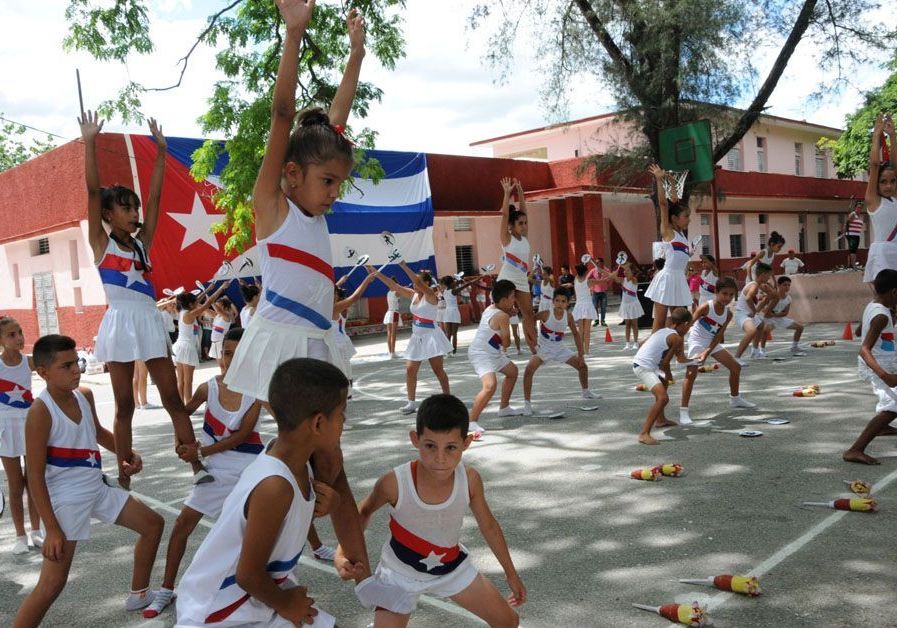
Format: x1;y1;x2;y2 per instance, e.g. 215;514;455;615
662;170;689;202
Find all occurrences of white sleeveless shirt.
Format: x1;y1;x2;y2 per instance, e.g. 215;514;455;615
0;353;32;415
699;270;717;303
40;389;104;501
621;278;639;303
735;282;759;314
255;198;334;330
633;328;676;370
95;236;156;305
688;301;728;346
410;295;439;332
574;277;591;302
661;230;691;274
869;197;897;243
861;302;895;371
469;306;505;356
541;280;554;301
443;290;459;310
177;311;196;340
500;234;530;276
387;290;400;312
176;455;315;625
539;308;568;343
210;314;232;343
380;461;470;579
200;377;261;471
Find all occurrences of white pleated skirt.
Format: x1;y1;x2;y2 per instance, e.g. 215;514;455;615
619;299;645;321
572;300;598;321
404;327;453;362
0;410;26;457
173;338;201;367
383;311;404;327
443;306;461;324
95;301;171;363
863;241;897;283
645;268;692;307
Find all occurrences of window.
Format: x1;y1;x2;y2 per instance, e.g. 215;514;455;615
30;237;50;256
817;231;828;252
798;214;806;224
799;228;806;253
817;215;825;224
69;240;80;280
74;287;84;314
726;144;743;171
455;245;476;276
452;216;471;232
728;214;742;225
815;147;827;178
574;149;580;157
794;142;803;175
13;263;20;298
729;234;743;257
759;233;767;249
700;214;710;226
756;137;767;173
701;235;711;256
759;213;767;224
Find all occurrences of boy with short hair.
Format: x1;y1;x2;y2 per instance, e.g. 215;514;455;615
175;358;349;627
755;276;806;357
522;288;597;415
780;250;805;276
679;278;756;425
843;269;897;465
466;279;520;438
353;393;526;626
632;307;692;445
15;335;165;626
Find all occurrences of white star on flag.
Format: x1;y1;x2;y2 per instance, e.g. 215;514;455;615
5;385;26;405
168;193;222;251
419;551;446;572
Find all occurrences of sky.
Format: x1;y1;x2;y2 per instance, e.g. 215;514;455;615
0;1;892;157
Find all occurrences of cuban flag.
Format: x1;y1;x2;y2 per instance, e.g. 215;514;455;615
46;446;102;469
0;380;32;409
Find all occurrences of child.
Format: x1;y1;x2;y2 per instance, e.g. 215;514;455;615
509;304;523;354
439;274;480;356
173;284;230;404
383;276;404;358
0;317;41;554
604;261;644;350
745;232;785;282
572;263;600;354
79;111;206;488
497;177;537;352
239;282;261;328
353;394;526;626
733;262;776;364
538;265;556;313
467;279;521;438
687;265;701;311
333;266;378;383
862;113;897;285
523;289;597;415
756;276;806;357
779;250;805;276
209;296;237;359
142;328;263;618
16;335;164;625
679;278;756;425
175;358;347;626
697;254;719;305
645;165;693;331
632;307;692;445
843;269;897;464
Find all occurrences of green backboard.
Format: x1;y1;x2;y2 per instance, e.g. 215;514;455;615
659;120;714;183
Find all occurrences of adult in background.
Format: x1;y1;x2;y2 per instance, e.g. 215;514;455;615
780;250;805;276
845;202;866;270
587;257;610;327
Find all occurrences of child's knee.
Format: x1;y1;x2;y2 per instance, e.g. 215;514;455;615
657;391;669;405
506;363;519;378
159;390;183;414
115;398;136;420
495;607;519;628
482;379;497;395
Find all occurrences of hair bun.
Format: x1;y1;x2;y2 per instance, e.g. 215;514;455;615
297;107;331;128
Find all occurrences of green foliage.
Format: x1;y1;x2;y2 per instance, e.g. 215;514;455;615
0;116;56;172
824;56;897;179
64;0;405;252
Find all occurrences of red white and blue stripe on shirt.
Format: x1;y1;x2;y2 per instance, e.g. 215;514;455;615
203;409;264;456
0;379;32;409
623;286;637;297
207;550;302;623
487;333;502;350
388;515;467;575
540;324;565;342
881;332;895;352
671;241;690;256
97;252;156;299
700;278;716;293
698;316;722;335
502;252;528;273
413;315;435;329
46;446;102;469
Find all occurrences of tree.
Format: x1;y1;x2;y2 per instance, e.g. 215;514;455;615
0;116;56;172
469;1;891;189
824;55;897;179
64;0;405;252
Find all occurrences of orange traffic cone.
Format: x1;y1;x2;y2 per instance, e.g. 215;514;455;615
605;327;613;343
766;328;773;341
842;322;854;341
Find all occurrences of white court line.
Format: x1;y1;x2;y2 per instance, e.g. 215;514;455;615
129;490;483;623
707;465;897;611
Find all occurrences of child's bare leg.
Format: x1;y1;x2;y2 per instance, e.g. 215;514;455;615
107;361;138;484
624;321;631;343
145;358;203;474
386;323;396;354
429;356;450;394
580;320;591;354
158;506;203;589
516;291;537;352
714;350;741;396
115;497;164;592
735;321;757;358
631;320;639;344
470;374;497;423
651;302;667;332
25;462;40;531
373;608;411;628
567;356;589;389
511;325;521;351
13;540;77;627
448;322;459;353
498;362;518;408
308;522;322;551
450;574;519;628
680;366;699;408
1;456;27;536
405;360;420;401
792;322;804;342
640;385;669;445
843;410;897;464
523;357;542;401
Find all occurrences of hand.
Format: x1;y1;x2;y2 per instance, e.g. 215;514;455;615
43;527;66;561
334;546;368;581
78;110;104;141
500;177;514;194
648;163;665;179
123;451;143;475
698;350;710;363
873;112;885;135
506;572;527;607
312;479;340;517
346;8;366;54
883;373;897;388
148;117;167;150
277;0;316;34
176;442;200;463
884;114;895;136
280;586;317;625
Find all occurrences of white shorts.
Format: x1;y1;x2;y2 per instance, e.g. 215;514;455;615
633;364;662;390
536;342;576;364
768;317;796;330
356;560;479;615
497;267;530;293
686;341;725;361
0;410;26;457
867;371;897;414
46;483;130;541
469;350;513;379
173;338;201;367
436;308;445;323
509;315;520;326
183;468;243;518
176;604;334;627
734;311;761;331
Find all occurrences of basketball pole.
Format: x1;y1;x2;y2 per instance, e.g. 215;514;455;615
710;165;722;260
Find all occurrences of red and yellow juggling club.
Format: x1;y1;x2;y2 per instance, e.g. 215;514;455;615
654;463;684;477
679;574;761;596
803;498;876;512
630;467;661;481
632;602;709;626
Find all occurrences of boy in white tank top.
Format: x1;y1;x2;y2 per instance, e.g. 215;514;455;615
353;394;526;623
679;277;756;425
754;276;807;357
15;335;165;625
632;308;692;445
466;279;521;437
522;289;598;415
176;358;351;627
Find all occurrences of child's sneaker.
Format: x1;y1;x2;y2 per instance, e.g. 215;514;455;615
790;344;807;356
736;358;750;368
468;422;485;440
12;536;29;555
193;468;215;485
400;400;419;415
581;389;601;400
497;405;522;417
30;530;44;549
313;545;337;562
729;395;757;409
142;588;175;618
125;588;155;612
522;401;533;416
679;408;694;425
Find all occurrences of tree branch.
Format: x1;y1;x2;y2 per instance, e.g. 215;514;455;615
146;0;244;92
712;0;818;163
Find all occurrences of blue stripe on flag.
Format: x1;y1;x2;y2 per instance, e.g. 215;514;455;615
162;137;228;176
353;151;426;179
326;200;433;234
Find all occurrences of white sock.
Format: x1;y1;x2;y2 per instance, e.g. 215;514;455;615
469;421;484;432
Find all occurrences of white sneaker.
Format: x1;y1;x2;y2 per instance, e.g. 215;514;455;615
791;345;807;356
142;588;175;619
679;409;694;425
390;352;400;359
736;358;750;368
522;402;533;417
313;545;337;562
581;389;601;400
497;405;522;417
12;536;29;555
757;349;768;359
468;421;485;437
193;468;215;485
30;531;44;548
125;589;155;612
400;400;419;415
730;395;757;409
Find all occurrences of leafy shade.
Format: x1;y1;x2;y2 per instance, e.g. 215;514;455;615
0;116;56;173
64;0;406;253
824;56;897;179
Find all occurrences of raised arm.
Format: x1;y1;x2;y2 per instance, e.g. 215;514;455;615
866;113;886;211
327;9;366;128
498;177;514;246
333;268;377;315
80;111;108;263
138;118;167;249
649;164;672;241
514;178;527;214
451;276;480;295
252;0;316;235
399;261;436;301
375;270;415;299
